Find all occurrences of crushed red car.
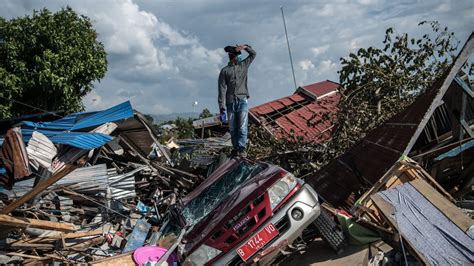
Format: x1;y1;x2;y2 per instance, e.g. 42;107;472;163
158;157;332;265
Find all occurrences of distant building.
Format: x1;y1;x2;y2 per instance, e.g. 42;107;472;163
160;124;177;131
249;80;341;144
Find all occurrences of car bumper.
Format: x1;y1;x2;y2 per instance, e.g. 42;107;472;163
214;183;321;265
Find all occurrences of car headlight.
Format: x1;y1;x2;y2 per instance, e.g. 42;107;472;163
268;173;298;209
183;244;221;265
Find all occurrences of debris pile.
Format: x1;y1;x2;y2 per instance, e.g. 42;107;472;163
287;33;474;265
0;101;224;264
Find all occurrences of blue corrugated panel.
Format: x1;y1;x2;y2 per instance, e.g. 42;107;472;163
22;113;84;130
21;129;112;150
71;101;134;130
22;101;134;131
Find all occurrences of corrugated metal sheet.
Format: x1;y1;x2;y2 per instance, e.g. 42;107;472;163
306;34;474;210
108;166;148;199
1;164;109;198
17;102;129;150
249;80;340;144
71;101;134;130
22;112;90;130
26;131;57;170
22;101;133;131
21;129;113;150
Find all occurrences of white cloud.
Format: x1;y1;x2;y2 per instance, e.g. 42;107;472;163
299;60;315;71
358;0;379;5
435;3;450;13
316;60;338;77
0;0;471;114
311;45;330;57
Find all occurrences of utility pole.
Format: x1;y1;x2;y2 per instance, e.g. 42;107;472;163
281;6;297;90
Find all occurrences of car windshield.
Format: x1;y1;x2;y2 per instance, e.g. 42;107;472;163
181;161;264;227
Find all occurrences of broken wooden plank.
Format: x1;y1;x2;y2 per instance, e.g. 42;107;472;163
63;229;103;239
9;241;55;250
410;178;473;233
65;236;105;251
370;194;398;230
92;251;134;265
0;214;76;232
6;252;43;260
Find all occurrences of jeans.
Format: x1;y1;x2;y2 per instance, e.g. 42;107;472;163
226;97;248;151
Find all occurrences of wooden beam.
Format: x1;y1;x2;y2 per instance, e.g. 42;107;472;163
6;252;44;260
1;163;81;214
0;214;76;232
63;229;103;239
410;178;473;233
92;251;134;265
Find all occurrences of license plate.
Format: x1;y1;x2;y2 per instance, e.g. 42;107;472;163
236;223;279;262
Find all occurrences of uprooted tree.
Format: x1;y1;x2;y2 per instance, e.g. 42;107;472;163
0;7;107;119
320;21;460;165
249;21;461;174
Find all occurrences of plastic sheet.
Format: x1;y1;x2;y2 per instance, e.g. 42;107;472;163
378;183;474;265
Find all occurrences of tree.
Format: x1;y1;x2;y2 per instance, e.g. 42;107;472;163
322;21;459;163
0;7;107;119
175;117;194;139
198;108;213;119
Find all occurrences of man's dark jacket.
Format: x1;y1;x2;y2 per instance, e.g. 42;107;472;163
218;46;256;109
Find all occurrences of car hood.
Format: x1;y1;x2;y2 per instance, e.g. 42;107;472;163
181;158;284;254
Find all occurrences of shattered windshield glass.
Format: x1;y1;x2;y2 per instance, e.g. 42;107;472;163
181;161;264;227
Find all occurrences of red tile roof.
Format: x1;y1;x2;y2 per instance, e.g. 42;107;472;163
301;80;340;98
249;80;341;144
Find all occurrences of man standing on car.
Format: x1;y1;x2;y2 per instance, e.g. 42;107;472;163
218;44;256;157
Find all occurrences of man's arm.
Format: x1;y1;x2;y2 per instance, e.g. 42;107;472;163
237;44;256;68
218;69;226;110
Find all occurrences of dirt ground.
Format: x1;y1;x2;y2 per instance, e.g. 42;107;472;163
281;238;369;266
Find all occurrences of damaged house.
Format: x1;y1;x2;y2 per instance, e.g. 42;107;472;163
249;80;341;144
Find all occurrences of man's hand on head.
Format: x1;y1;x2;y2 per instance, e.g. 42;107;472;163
235;44;248;52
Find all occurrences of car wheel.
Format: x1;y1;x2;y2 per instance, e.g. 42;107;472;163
313;209;347;253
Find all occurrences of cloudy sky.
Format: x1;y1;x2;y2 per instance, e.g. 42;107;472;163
2;0;473;115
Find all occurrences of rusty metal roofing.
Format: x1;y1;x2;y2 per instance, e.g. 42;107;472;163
0;127;31;188
306;33;474;210
249;80;341;143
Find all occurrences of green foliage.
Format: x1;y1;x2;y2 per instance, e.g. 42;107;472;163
324;21;459;162
0;7;107;119
198;108;213;119
175;117;194;139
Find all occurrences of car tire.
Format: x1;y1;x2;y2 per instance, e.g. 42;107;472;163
313;209;347;253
